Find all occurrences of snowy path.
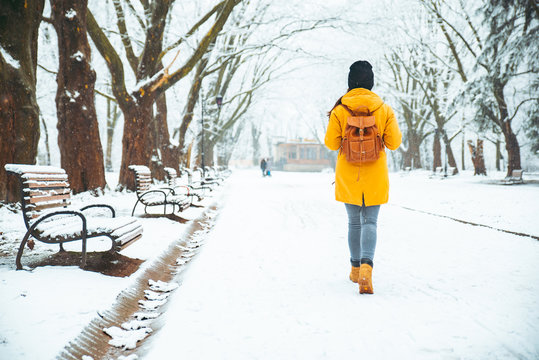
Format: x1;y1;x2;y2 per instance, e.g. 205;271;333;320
144;170;539;360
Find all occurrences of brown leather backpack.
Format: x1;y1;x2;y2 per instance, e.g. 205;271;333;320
340;103;384;164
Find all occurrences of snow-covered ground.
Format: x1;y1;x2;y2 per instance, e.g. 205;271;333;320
0;175;224;360
144;169;539;359
1;169;538;359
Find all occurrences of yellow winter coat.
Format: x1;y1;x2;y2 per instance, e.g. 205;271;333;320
324;88;402;206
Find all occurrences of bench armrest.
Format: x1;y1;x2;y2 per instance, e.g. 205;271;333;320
80;204;116;217
155;186;176;196
138;189;170;201
29;210;87;236
173;185;191;196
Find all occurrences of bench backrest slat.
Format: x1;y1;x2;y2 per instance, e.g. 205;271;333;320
4;165;72;229
129;165;154;195
163;167;177;187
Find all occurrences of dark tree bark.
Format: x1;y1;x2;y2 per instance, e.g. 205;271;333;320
494;82;521;176
467;139;487;175
51;0;106;193
502;123;521;176
150;92;180;180
495;139;502;171
0;0;44;202
402;129;422;169
441;130;458;171
432;130;442;170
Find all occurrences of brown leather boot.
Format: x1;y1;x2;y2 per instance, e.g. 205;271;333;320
358;263;373;294
349;266;360;283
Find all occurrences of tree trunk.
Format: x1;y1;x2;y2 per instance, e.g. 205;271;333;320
105;99;119;172
0;0;44;202
52;0;106;193
402;129;422;169
432;130;442;170
502;121;521;176
251;122;262;166
117;98;154;190
493;79;521;176
495;139;502;171
467;139;487;175
205;139;216;167
150;92;180;180
176;48;213;166
441;130;459;174
40;115;51;165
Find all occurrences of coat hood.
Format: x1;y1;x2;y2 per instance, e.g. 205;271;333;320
341;88;384;113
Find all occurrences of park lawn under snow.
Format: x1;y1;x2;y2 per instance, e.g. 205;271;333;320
1;169;538;359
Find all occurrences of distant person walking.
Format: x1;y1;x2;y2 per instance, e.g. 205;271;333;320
265;158;272;177
260;158;267;177
324;60;402;294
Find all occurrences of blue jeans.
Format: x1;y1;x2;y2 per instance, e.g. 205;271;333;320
344;203;381;267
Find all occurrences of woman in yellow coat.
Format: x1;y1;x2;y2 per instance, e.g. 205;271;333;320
325;60;401;294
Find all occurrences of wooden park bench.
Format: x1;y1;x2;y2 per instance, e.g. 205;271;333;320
128;165;192;216
431;166;457;178
181;167;216;192
163;167;204;202
502;169;524;185
194;167;222;188
5;164;143;270
204;166;225;183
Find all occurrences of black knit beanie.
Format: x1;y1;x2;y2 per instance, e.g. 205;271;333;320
348;60;374;90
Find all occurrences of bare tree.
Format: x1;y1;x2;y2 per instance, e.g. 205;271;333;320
0;0;45;202
419;0;537;176
86;0;241;189
384;48;432;170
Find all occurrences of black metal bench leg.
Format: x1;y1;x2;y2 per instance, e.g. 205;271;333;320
131;199;141;216
80;237;87;269
16;231;33;270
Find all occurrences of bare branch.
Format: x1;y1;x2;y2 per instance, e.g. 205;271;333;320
112;0;138;73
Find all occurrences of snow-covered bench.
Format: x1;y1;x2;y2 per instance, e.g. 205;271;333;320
128;165;192;216
5;164;143;270
204;166;226;183
181;167;215;193
194;167;222;188
502;169;524;185
163;167;204;202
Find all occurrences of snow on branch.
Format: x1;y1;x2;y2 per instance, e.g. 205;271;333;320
0;45;20;69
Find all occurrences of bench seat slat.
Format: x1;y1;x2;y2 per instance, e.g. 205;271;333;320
115;227;144;247
34;215;141;240
119;233;143;249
